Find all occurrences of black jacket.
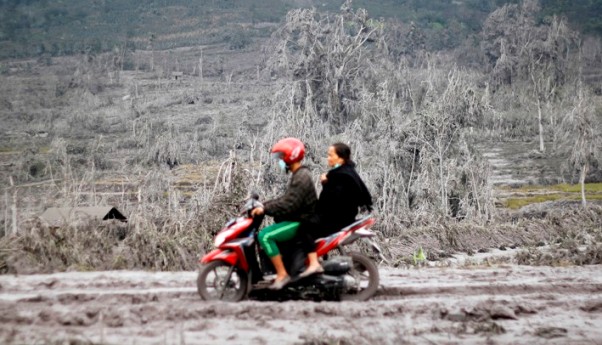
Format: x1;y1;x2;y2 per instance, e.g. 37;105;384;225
315;162;372;233
264;166;318;224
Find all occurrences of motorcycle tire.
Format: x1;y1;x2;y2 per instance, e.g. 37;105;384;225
197;261;248;302
340;252;379;301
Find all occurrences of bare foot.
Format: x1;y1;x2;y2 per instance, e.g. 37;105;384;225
299;265;324;278
268;275;291;290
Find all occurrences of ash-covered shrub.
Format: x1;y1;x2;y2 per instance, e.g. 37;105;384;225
0;158;251;273
382;205;602;266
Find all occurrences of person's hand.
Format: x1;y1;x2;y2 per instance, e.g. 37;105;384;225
320;173;328;184
251;207;264;217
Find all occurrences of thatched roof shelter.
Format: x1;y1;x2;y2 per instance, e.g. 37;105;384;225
39;207;127;227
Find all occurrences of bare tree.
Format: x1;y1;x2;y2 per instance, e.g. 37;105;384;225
527;16;575;152
265;1;384;127
563;83;602;207
481;0;577;151
414;67;487;217
261;3;493;231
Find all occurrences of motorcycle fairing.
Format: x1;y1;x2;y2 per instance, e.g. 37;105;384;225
220;237;254;271
200;249;237;267
200;237;254;271
315;231;345;256
315;216;376;256
215;217;254;247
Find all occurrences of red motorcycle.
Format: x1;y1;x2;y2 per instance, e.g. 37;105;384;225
197;195;382;301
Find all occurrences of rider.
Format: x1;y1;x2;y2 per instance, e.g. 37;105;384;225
299;142;373;278
250;138;318;290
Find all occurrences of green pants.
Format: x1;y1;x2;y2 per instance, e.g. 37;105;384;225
258;221;300;257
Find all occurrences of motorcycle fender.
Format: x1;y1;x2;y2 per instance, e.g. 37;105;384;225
200;249;237;267
367;239;390;265
340;228;374;246
367;239;383;254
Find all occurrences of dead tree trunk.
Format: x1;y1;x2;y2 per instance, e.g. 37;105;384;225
11;189;17;236
9;176;17;236
580;163;587;207
3;190;7;237
537;98;545;152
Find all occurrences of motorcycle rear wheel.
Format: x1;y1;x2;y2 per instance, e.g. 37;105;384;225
340;252;379;301
197;261;248;301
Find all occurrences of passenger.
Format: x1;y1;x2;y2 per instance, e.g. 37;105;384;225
299;142;373;278
251;138;318;290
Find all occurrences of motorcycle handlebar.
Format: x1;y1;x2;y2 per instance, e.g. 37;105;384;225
241;198;263;217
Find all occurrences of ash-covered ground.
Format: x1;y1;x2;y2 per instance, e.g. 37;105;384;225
1;261;601;345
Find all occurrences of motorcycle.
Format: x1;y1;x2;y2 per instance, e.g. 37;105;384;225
196;195;383;302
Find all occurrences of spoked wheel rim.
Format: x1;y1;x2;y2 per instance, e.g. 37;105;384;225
206;266;242;298
197;261;248;301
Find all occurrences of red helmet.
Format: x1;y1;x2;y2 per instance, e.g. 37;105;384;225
271;137;305;165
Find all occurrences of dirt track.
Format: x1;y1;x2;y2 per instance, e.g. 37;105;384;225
1;265;601;345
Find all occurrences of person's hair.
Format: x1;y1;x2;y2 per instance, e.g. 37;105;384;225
331;142;353;164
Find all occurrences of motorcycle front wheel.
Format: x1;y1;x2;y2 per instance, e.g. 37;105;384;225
340;252;380;301
197;261;248;301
